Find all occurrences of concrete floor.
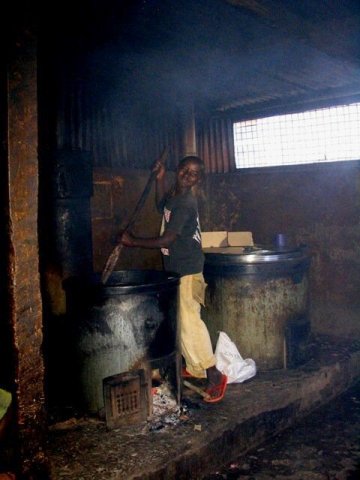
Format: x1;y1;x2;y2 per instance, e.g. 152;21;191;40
204;380;360;479
47;335;360;480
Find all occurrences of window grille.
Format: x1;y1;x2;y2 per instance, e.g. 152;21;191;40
233;102;360;168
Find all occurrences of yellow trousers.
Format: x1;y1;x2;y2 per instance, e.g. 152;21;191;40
179;273;216;378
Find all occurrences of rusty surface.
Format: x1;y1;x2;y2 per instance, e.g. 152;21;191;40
7;22;48;476
91;169;164;273
91;162;360;341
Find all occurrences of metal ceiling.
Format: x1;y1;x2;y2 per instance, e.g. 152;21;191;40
51;0;360;118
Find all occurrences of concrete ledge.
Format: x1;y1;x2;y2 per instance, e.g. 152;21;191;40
48;337;360;479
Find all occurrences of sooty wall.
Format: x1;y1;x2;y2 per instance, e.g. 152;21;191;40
200;162;360;340
91;162;360;340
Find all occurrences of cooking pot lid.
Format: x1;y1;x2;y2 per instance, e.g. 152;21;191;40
203;245;307;263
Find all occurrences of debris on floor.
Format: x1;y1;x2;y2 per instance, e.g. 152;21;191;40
46;335;360;480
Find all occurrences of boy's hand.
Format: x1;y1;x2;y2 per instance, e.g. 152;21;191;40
153;160;166;180
120;231;136;247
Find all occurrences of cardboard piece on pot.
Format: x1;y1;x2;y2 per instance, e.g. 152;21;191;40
227;231;254;247
201;231;228;248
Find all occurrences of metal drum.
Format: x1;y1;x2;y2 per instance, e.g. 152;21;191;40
202;246;311;371
64;270;180;413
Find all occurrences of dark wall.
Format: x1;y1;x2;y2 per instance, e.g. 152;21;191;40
92;161;360;340
91;168;168;274
200;161;360;339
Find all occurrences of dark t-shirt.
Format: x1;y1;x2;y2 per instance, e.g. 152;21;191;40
160;191;204;277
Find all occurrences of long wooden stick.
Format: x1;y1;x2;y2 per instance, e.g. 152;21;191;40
101;147;168;284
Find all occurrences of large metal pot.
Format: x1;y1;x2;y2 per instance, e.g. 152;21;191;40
64;270;180;413
202;246;311;371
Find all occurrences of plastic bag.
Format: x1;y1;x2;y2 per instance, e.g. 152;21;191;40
215;331;256;384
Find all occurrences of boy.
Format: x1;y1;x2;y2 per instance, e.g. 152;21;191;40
121;156;227;402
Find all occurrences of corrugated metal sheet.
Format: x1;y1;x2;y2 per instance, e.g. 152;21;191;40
55;76;183;169
49;0;360;167
212;35;360;114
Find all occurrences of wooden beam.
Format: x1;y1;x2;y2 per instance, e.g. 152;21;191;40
6;16;49;477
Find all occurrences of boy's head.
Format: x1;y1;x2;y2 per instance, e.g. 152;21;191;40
176;155;205;195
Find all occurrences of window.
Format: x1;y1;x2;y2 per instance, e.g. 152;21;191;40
233;102;360;168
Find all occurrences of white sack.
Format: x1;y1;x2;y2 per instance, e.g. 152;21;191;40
215;331;256;384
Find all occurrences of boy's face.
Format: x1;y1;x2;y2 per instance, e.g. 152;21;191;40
177;161;202;190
